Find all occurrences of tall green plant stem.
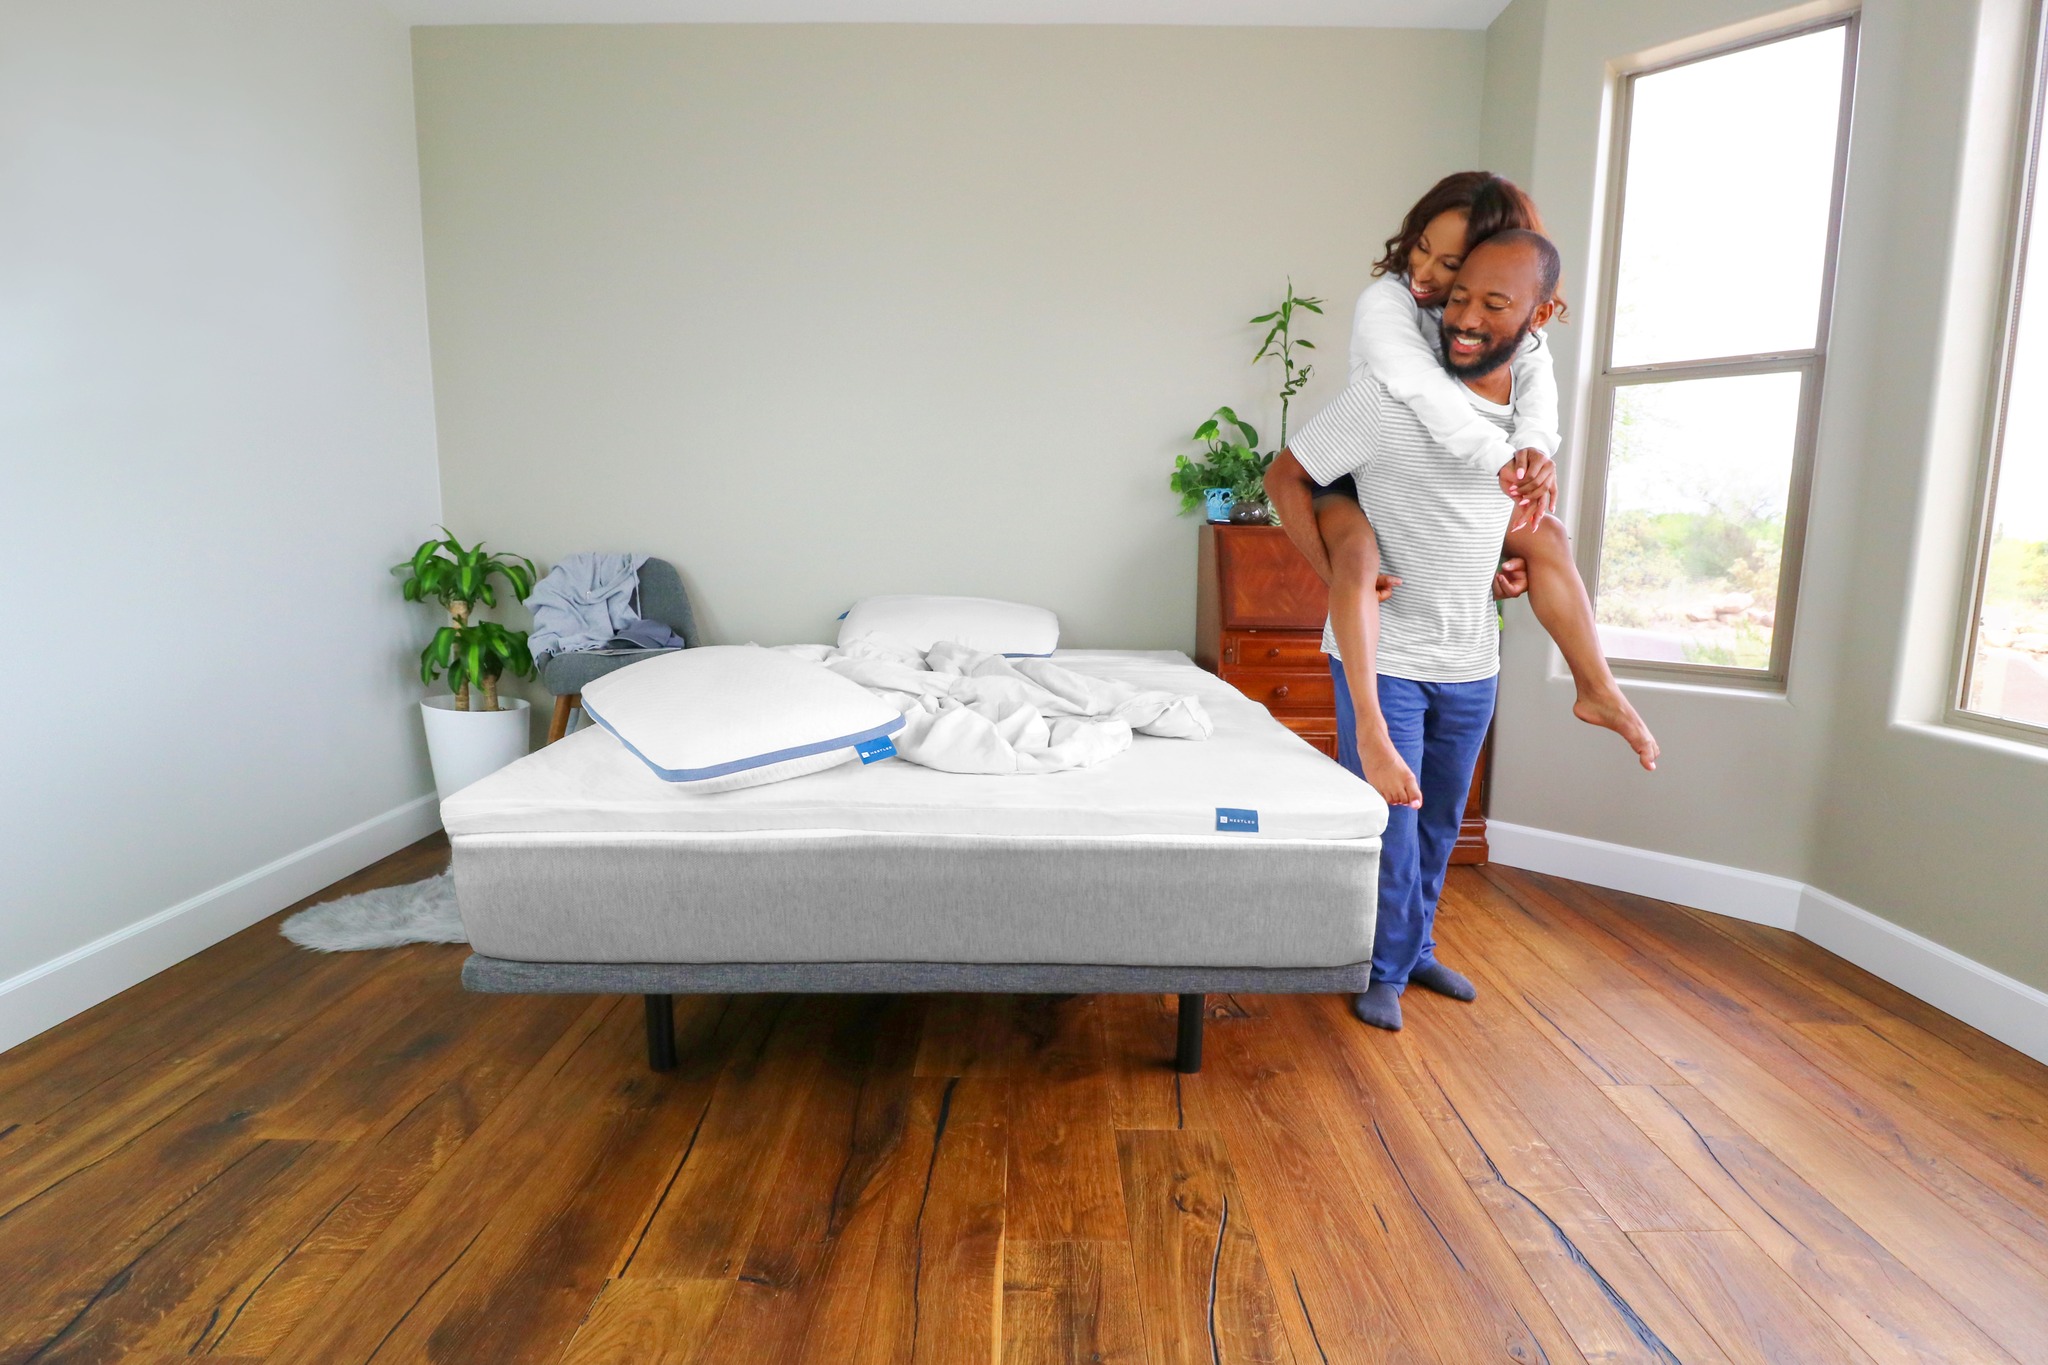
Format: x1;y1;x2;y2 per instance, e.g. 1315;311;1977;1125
446;600;471;709
1252;281;1324;451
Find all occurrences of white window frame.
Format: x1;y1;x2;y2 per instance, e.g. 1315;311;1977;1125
1952;0;2048;745
1576;13;1860;691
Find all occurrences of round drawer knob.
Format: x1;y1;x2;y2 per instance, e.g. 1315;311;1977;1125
1273;685;1290;699
1266;647;1280;659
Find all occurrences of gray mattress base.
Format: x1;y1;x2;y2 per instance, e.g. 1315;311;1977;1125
450;833;1379;969
462;953;1372;996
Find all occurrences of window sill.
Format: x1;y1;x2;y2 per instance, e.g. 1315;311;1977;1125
1539;651;1793;703
1607;664;1788;697
1897;718;2048;765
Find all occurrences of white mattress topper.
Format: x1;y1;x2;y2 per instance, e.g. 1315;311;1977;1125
442;651;1387;842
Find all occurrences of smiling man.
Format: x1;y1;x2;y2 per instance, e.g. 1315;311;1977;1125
1266;229;1563;1032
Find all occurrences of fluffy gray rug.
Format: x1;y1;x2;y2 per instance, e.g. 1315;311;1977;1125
281;872;467;951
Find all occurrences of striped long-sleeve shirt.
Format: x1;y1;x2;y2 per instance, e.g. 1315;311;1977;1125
1289;374;1515;684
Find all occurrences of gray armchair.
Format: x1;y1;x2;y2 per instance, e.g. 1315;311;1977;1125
542;557;699;742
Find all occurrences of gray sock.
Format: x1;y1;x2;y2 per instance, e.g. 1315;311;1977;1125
1410;960;1477;1002
1351;982;1404;1031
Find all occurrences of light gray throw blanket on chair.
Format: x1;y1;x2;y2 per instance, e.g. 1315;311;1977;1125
527;553;686;664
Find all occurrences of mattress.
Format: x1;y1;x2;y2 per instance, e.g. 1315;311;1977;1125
445;650;1386;969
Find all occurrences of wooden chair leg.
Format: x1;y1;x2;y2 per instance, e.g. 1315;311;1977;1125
547;693;579;744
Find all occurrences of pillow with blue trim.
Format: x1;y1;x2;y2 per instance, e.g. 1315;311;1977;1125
579;645;904;791
838;594;1059;657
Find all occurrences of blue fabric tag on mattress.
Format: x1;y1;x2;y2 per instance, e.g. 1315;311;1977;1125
856;735;898;764
1215;807;1259;833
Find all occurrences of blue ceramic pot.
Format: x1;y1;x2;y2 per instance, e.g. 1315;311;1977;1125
1203;488;1235;523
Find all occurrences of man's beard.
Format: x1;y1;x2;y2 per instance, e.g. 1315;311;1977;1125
1440;315;1534;380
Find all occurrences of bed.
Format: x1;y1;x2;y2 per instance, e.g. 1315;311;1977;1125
442;649;1386;1072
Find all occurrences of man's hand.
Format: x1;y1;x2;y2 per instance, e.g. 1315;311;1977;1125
1375;573;1402;602
1497;449;1558;532
1493;557;1528;601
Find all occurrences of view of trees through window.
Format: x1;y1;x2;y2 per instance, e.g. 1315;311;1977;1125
1587;23;1850;675
1963;91;2048;729
1599;372;1801;670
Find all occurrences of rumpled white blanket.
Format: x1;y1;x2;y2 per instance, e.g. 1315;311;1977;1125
777;640;1211;775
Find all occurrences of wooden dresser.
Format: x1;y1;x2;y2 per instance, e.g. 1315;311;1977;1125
1193;522;1489;863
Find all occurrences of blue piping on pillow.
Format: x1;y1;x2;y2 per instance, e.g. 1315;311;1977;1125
581;703;906;784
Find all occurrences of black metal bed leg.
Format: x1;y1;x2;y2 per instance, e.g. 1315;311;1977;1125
1176;993;1204;1074
644;993;677;1072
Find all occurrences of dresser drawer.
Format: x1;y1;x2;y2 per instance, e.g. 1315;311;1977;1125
1219;667;1334;713
1207;525;1329;629
1275;714;1339;761
1219;632;1328;670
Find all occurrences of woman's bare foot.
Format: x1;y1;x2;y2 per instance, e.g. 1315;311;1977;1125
1357;726;1423;808
1573;688;1660;770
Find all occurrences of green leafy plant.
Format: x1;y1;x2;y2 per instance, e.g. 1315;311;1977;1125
1169;282;1325;519
1251;280;1323;452
394;531;538;712
1169;407;1269;513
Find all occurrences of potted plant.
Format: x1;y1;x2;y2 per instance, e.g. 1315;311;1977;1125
395;531;540;801
1168;281;1324;525
1170;407;1269;523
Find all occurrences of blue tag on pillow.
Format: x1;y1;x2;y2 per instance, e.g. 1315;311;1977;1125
1215;807;1259;833
856;735;898;764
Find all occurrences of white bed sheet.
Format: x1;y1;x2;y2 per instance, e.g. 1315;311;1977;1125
442;650;1386;842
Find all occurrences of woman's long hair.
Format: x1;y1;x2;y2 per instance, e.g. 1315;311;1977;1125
1371;170;1566;317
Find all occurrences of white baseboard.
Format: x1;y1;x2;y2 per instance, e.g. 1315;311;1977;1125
0;794;442;1056
1487;819;2048;1065
1798;885;2048;1066
1487;821;1804;930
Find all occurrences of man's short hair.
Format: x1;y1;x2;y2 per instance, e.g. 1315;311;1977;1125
1475;228;1562;306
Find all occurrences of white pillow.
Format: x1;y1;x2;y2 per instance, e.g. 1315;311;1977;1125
579;645;904;791
837;594;1059;656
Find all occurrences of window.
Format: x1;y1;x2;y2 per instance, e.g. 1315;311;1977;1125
1580;19;1857;685
1959;9;2048;737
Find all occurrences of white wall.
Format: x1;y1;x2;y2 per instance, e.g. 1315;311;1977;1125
0;0;445;1048
1806;0;2048;989
413;23;1486;650
1480;0;2048;992
1477;0;1545;181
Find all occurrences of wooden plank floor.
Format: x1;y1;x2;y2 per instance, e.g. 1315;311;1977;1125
3;835;2047;1363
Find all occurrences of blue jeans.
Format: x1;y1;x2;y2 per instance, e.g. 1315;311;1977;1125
1330;656;1497;990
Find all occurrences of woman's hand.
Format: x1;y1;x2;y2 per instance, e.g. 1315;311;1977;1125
1497;449;1558;530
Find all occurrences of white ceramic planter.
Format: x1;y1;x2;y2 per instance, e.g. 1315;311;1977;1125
420;695;532;802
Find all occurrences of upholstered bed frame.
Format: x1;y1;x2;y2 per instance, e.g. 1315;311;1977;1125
448;648;1386;1078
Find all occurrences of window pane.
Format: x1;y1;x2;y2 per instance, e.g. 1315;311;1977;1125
1611;27;1846;367
1594;371;1804;669
1964;191;2048;728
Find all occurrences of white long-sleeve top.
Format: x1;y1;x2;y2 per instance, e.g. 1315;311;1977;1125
1348;273;1561;477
